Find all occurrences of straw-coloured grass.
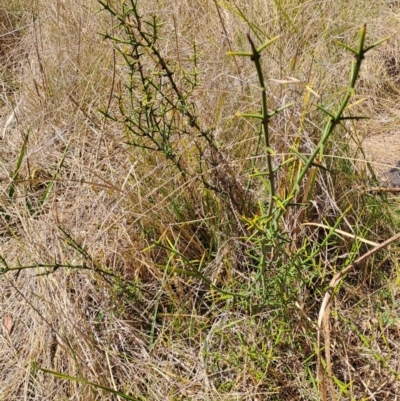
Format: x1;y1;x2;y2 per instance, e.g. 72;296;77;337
1;1;400;400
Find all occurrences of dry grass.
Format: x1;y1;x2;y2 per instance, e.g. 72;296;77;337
1;0;400;400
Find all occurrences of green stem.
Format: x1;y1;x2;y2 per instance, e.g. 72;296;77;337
248;35;275;218
280;25;368;217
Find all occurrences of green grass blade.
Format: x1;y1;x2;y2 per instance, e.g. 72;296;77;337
8;130;29;199
38;367;142;401
40;140;70;206
272;0;299;35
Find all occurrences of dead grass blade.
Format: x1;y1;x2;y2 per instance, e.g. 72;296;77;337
2;314;13;335
317;232;400;401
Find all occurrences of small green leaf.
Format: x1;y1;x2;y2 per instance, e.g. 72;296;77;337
227;51;253;57
268;102;294;117
335;41;357;54
256;35;280;53
364;35;391;53
237;112;264;119
317;105;335;118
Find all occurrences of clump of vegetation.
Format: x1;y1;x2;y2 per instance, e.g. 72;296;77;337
1;1;400;400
